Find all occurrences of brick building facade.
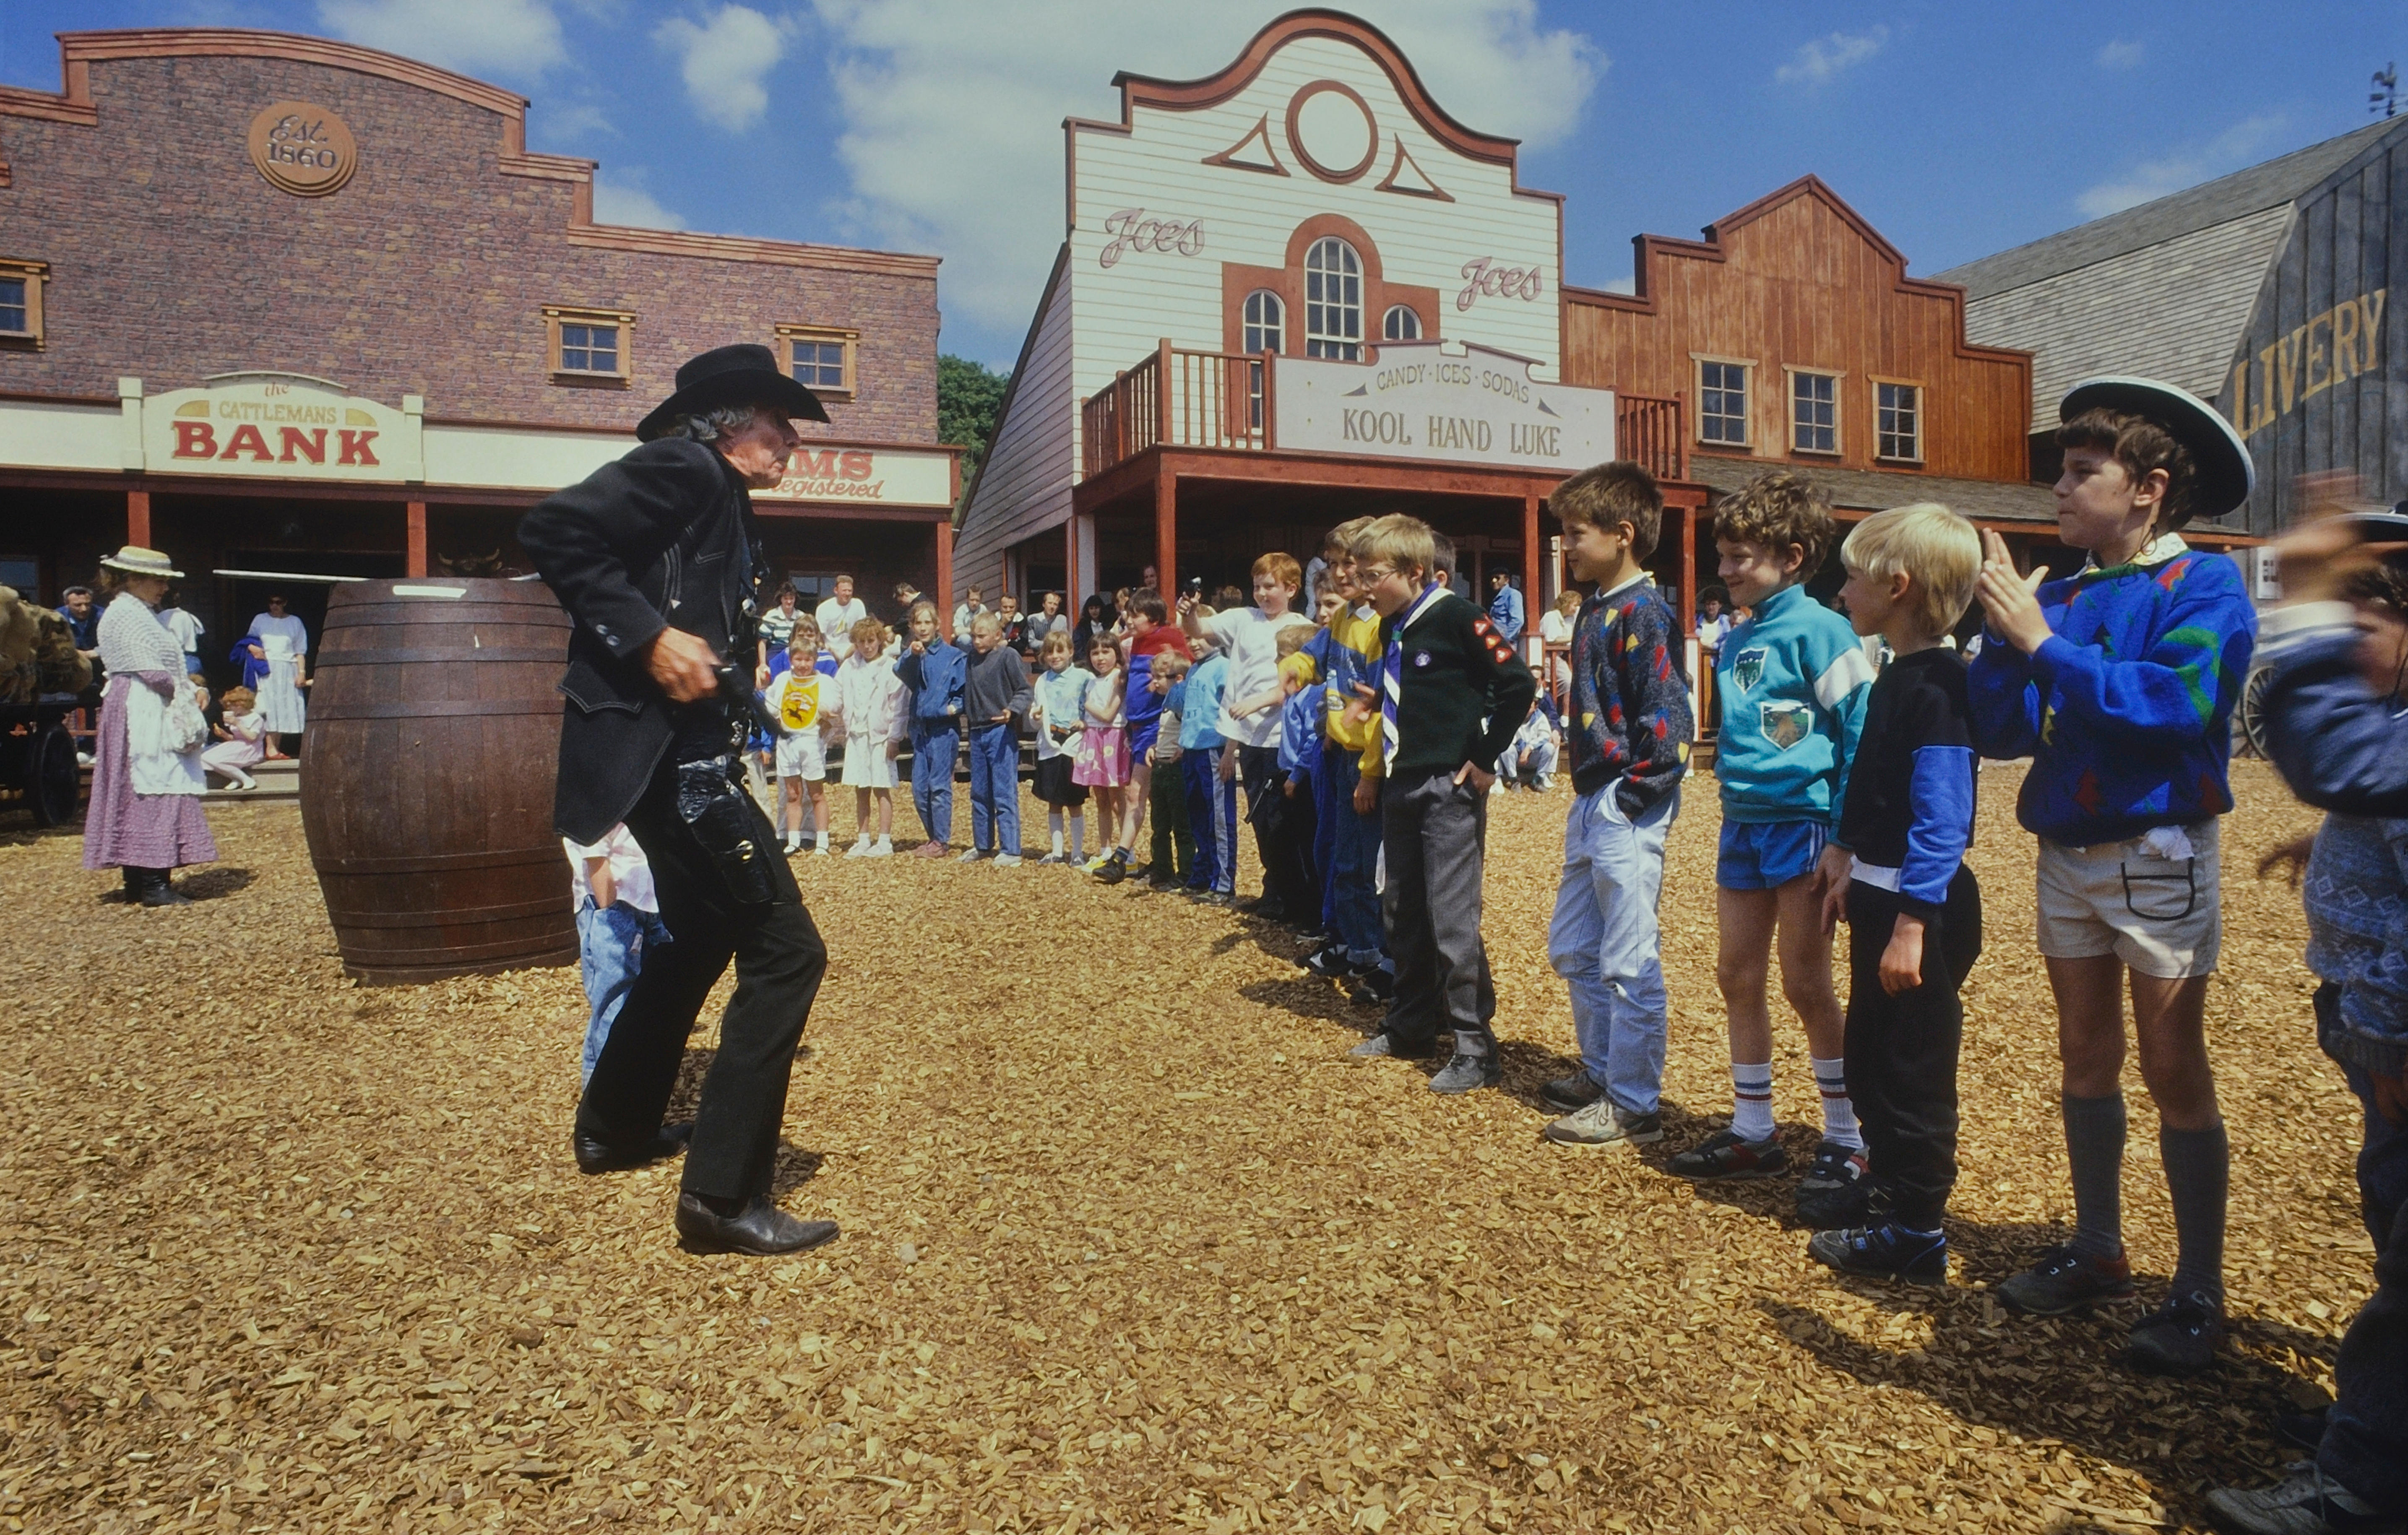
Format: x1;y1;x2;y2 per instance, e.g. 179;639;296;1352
0;28;956;682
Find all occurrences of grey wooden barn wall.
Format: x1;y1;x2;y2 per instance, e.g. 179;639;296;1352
2216;127;2406;535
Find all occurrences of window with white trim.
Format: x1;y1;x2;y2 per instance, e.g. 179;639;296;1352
1876;380;1922;462
1790;369;1839;454
1697;359;1749;445
1242;290;1284;354
1303;236;1362;360
1382;304;1421;341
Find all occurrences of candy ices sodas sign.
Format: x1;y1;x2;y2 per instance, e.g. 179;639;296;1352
1273;341;1614;470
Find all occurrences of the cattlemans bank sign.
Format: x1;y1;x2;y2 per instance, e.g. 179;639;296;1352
1275;341;1616;471
141;372;419;482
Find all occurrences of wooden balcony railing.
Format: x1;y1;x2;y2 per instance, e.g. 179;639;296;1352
1081;340;1272;478
1616;392;1686;484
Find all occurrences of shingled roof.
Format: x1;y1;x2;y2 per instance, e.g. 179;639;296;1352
1685;455;2058;524
1934;118;2407;423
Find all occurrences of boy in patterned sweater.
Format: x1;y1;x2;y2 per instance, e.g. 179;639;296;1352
1972;379;2258;1375
1670;471;1874;1227
1537;462;1692;1147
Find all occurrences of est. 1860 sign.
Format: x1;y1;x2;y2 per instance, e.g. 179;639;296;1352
248;102;357;197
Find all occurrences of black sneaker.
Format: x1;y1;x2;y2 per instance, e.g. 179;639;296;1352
1808;1221;1948;1287
1296;940;1343;970
1993;1243;2135;1316
2204;1462;2403;1535
1093;852;1128;885
1541;1071;1607;1112
1795;1141;1872;1229
1667;1129;1788;1181
2126;1288;2225;1376
1147;873;1184;892
2275;1403;2332;1453
1197;890;1233;907
1303;947;1363;980
1350;968;1396;1006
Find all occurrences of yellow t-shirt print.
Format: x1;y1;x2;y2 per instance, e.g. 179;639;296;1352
781;675;821;731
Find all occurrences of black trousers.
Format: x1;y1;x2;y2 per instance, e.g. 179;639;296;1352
1234;745;1282;900
1842;867;1982;1229
576;762;828;1202
1250;770;1321;920
1381;769;1497;1056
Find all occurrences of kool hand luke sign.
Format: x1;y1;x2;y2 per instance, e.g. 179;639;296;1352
1274;341;1615;471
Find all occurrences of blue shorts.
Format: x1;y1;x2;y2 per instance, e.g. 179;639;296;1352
1128;717;1161;759
1717;818;1827;890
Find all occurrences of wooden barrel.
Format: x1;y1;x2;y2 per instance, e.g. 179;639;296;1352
300;578;576;984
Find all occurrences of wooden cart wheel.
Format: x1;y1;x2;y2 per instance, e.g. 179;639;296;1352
31;721;80;826
2237;661;2273;761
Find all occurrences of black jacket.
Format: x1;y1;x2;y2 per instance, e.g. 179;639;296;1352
518;437;763;842
1380;589;1536;779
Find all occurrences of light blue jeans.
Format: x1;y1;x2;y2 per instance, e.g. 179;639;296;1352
1546;783;1678;1114
576;901;672;1085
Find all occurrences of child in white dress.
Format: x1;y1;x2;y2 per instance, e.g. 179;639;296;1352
835;617;906;857
201;685;268;790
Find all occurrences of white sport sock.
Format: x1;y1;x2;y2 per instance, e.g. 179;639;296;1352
1731;1062;1776;1143
814;830;829;851
1049;808;1065;854
1811;1056;1863;1151
1068;812;1085;861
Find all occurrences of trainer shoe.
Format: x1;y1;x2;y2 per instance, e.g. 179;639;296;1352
1795;1141;1872;1228
1668;1129;1788;1181
1094;852;1128;885
1809;1222;1948;1287
1542;1099;1662;1147
1428;1052;1502;1094
1348;1030;1435;1061
992;852;1023;867
2275;1404;2332;1454
1197;890;1233;907
1993;1243;2136;1316
1303;947;1362;980
2205;1462;2403;1535
1351;968;1396;1006
2126;1288;2225;1376
1541;1071;1606;1112
845;834;874;858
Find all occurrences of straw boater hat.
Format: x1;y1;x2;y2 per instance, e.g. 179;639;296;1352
99;545;183;579
635;343;830;442
2059;376;2254;525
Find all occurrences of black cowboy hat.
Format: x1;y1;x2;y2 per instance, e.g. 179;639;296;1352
2059;375;2254;524
636;343;830;442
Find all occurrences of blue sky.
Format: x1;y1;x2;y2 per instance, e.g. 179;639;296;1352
8;0;2407;368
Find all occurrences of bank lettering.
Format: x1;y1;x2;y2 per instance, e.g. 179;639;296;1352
2231;288;2386;436
1455;256;1545;312
1098;208;1205;268
171;421;378;465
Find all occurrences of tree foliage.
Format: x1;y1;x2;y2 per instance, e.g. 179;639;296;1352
937;354;1011;491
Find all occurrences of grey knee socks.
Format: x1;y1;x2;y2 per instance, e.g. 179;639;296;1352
2161;1122;2229;1303
2063;1093;2127;1260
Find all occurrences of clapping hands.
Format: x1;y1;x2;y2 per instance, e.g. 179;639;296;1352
1972;530;2051;654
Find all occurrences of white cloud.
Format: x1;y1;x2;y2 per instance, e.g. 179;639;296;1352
807;0;1602;333
2076;113;2288;217
654;6;791;133
1774;26;1887;86
591;175;687;229
316;0;566;77
2095;39;2145;70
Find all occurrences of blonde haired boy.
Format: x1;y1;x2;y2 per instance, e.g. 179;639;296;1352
1805;502;1984;1283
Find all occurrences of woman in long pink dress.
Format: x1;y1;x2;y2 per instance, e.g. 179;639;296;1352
81;546;215;906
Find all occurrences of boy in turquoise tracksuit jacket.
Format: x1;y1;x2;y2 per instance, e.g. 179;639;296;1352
1670;472;1874;1230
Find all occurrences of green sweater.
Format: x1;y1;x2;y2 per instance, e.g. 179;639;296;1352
1380;587;1537;779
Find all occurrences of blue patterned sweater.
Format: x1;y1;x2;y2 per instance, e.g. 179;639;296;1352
2305;813;2408;1078
1968;535;2257;846
1565;573;1692;817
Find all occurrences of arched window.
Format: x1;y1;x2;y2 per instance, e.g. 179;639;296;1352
1382;304;1421;341
1242;290;1285;355
1304;237;1362;360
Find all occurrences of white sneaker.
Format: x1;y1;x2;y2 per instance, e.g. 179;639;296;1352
992;853;1023;867
866;838;893;858
1533;773;1552;791
955;847;985;863
1490;781;1507;796
1036;852;1065;865
845;835;873;858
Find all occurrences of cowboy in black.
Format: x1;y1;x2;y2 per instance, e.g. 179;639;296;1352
519;344;837;1256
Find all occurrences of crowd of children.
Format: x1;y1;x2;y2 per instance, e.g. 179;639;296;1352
548;375;2408;1530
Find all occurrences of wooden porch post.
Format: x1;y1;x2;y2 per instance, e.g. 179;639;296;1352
935;519;955;617
1154;468;1177;598
1064;518;1079;610
126;489;150;547
1682;502;1699;636
1521;489;1543;663
406;500;428;578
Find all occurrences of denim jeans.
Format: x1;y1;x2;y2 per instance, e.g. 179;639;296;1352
575;900;672;1086
2319;1038;2408;1512
1546;783;1678;1114
911;723;958;842
1314;741;1345;931
968;722;1020;854
1322;748;1386;967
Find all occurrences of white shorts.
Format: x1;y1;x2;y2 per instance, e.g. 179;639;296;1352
840;733;897;789
775;730;826;783
2035;819;2221;979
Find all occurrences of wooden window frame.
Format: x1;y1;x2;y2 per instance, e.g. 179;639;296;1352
776;323;859;401
0;259;49;349
1382;303;1422;341
1302;235;1364;360
544;304;635;387
1692;352;1755;449
1871;375;1925;465
1784;365;1845;457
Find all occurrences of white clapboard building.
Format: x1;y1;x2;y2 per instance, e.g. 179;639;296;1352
954;9;1632;632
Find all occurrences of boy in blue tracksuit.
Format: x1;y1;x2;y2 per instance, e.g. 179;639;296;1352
894;599;965;856
1180;633;1236;901
1669;471;1873;1228
1971;378;2258;1378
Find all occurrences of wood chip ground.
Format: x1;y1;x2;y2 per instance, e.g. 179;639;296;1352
0;760;2364;1533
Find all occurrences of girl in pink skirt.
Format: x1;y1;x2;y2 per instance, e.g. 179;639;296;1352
1071;633;1129;868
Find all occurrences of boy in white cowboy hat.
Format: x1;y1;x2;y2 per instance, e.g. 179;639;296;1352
1968;376;2258;1376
